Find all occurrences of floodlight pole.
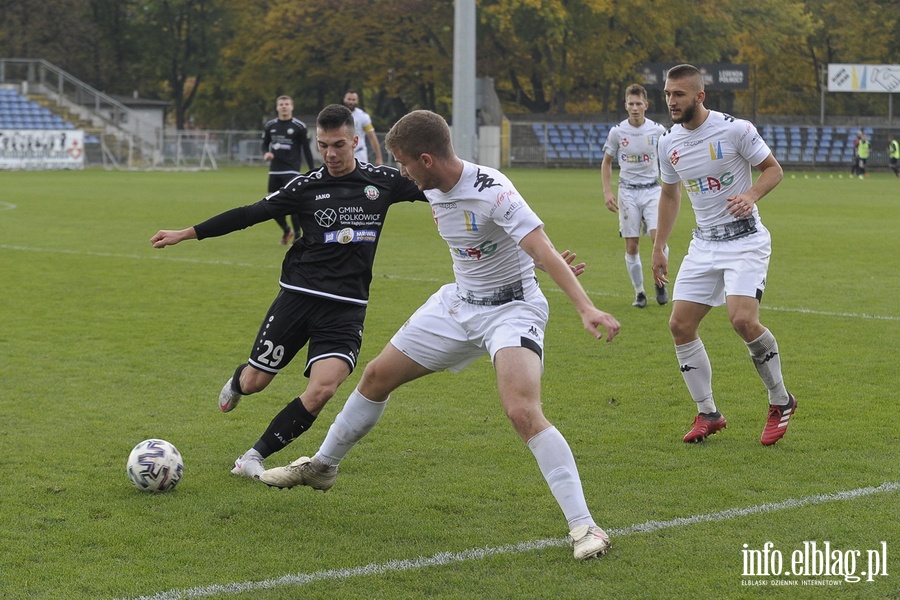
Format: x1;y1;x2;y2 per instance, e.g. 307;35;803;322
820;65;826;125
453;0;477;162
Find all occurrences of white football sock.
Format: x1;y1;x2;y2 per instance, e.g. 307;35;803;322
746;328;790;405
527;426;595;530
675;338;717;414
314;388;387;467
625;253;644;293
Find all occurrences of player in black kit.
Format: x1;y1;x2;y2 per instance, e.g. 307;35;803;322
262;95;315;245
151;104;427;480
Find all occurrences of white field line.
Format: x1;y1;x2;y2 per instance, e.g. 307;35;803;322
118;481;899;600
2;244;898;322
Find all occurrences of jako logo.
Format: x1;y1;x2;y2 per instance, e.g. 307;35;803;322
315;193;331;201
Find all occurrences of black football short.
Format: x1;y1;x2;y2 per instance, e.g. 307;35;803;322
247;289;365;377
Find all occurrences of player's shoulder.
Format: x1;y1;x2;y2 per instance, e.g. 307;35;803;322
356;162;411;186
276;167;326;194
711;110;750;130
263;117;279;128
645;118;666;133
290;117;308;129
465;162;518;197
660;123;681;139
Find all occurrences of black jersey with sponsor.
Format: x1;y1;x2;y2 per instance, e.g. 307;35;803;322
194;162;426;305
261;117;314;173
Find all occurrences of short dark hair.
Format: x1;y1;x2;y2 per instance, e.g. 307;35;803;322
385;110;454;160
317;103;355;132
667;64;704;89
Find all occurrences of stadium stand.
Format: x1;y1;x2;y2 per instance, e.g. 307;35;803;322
0;88;75;130
525;121;886;169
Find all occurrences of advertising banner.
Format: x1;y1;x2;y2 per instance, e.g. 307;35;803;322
0;129;85;170
641;63;750;90
828;64;900;93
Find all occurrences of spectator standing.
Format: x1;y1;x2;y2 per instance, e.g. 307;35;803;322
889;135;899;177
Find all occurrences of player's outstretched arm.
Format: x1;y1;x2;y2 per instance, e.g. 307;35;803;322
151;227;197;248
520;228;620;342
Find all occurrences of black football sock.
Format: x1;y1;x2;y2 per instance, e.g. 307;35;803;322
253;397;316;459
231;363;248;395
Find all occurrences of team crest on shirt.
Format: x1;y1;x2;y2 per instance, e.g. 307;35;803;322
669;150;681;166
621;137;630;147
364;185;380;200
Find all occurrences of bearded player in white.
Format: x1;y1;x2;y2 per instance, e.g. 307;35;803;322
602;83;669;308
652;64;796;446
261;109;621;561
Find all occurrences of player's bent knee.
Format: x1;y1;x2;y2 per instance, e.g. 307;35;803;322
240;367;275;394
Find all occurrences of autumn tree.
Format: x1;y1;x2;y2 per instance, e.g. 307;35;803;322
134;0;228;129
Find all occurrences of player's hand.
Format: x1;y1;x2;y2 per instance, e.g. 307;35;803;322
651;249;668;286
150;228;194;248
583;308;620;342
560;249;586;277
604;192;618;213
726;193;755;218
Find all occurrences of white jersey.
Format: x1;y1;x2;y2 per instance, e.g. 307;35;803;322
603;118;665;185
427;161;544;295
658;110;772;229
351;107;373;160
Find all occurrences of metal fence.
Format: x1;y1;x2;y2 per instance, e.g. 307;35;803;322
71;122;900;171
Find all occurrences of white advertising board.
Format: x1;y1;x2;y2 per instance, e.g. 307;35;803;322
828;64;900;93
0;129;85;170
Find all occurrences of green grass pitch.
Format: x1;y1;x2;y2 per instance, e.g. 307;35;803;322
0;166;897;599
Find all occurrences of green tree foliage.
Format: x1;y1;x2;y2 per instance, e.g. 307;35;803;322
0;0;896;128
191;0;454;130
134;0;229;129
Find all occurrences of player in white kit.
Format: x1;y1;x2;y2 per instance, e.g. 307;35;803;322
343;90;383;165
652;64;796;446
601;83;669;308
261;109;621;561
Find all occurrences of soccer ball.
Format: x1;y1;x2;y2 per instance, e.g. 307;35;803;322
126;439;184;493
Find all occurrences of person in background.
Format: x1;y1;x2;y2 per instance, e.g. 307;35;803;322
889;135;899;177
342;90;383;165
856;132;871;179
262;95;315;244
601;83;669;308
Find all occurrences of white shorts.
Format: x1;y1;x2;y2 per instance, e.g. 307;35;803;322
672;226;771;307
618;185;660;238
390;283;549;374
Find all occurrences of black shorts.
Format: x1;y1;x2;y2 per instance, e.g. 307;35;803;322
268;172;299;194
247;290;365;377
